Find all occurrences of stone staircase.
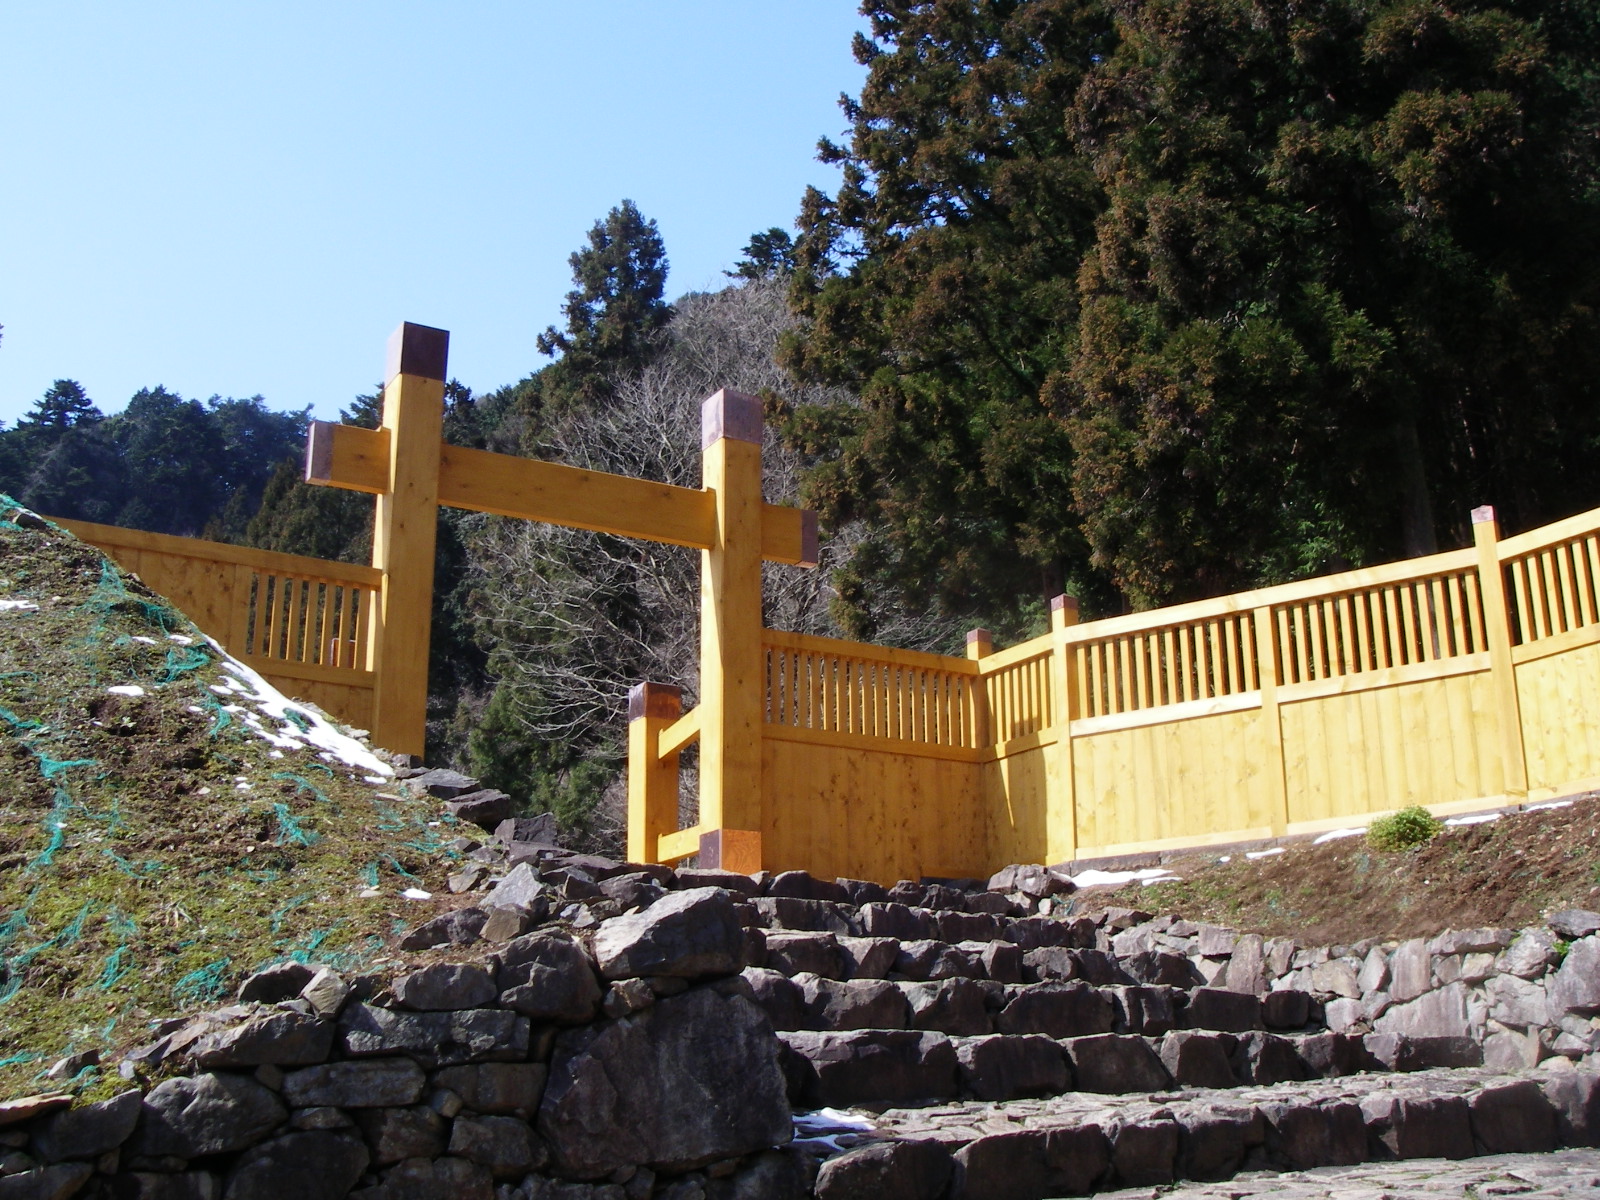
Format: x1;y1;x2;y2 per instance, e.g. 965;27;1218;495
698;863;1600;1198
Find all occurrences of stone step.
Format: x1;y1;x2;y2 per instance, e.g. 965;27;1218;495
1089;1148;1600;1199
747;971;1322;1040
777;1024;1488;1109
805;1065;1600;1200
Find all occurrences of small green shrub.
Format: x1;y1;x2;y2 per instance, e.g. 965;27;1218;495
1367;806;1444;851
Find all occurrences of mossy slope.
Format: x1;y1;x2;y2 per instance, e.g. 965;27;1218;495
0;502;464;1100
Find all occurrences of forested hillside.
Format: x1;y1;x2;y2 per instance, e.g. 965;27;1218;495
5;0;1597;855
783;0;1600;618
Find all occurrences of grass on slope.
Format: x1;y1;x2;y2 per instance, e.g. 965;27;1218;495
0;503;468;1101
1070;796;1600;947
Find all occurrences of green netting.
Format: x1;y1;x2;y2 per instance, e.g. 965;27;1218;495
269;894;311;935
0;902;95;1003
172;958;232;1007
271;803;318;846
272;771;332;806
158;644;214;682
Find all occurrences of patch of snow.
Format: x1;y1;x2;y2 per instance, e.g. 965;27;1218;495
201;638;391;776
792;1107;875;1151
106;685;146;697
363;775;387;784
1314;827;1367;845
400;888;432;901
1218;855;1231;863
128;636;157;645
1527;800;1574;812
268;750;283;758
1246;847;1286;860
1445;812;1501;826
167;634;194;645
1071;867;1177;887
0;599;39;612
1142;875;1180;886
186;705;204;714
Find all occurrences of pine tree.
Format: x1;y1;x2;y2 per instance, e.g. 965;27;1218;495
534;200;670;403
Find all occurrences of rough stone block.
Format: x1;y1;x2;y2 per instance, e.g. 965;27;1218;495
813;1139;954;1200
901;979;991;1037
764;932;846;980
338;1004;529;1068
1183;988;1261;1033
132;1073;286;1159
838;937;900;980
1159;1030;1236;1089
995;982;1114;1039
1062;1033;1171;1094
741;967;809;1032
431;1063;547;1116
779;1030;958;1108
1109;1113;1178;1186
802;976;910;1032
1262;989;1312;1030
1540;1069;1600;1147
352;1105;447;1165
498;930;603;1024
1111;985;1180;1037
1470;1079;1559;1153
591;888;745;980
1360;1090;1474;1160
28;1090;141;1162
392;963;498;1012
448;1115;543;1179
1260;1099;1365;1168
282;1060;426;1109
1230;1031;1308;1085
1174;1103;1262;1182
540;985;791;1178
950;1125;1109;1200
954;1034;1069;1101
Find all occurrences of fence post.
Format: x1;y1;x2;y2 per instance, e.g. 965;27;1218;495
697;390;765;873
1253;605;1290;836
368;322;446;757
627;682;682;864
1472;505;1529;797
1047;595;1080;865
965;628;993;746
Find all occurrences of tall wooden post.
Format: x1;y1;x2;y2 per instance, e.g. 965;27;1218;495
1472;505;1529;797
368;322;447;757
697;390;766;873
627;682;682;864
965;628;993;747
1254;605;1290;836
1046;595;1080;865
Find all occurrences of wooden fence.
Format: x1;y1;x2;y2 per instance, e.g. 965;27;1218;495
630;504;1600;883
53;520;382;733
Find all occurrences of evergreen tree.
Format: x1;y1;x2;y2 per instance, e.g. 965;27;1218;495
786;0;1600;613
727;228;797;280
534;200;670;403
20;380;100;430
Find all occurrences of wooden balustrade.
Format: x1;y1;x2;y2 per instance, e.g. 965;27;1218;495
53;518;381;731
762;630;980;751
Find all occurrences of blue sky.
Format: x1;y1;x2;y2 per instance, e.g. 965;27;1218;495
0;3;868;427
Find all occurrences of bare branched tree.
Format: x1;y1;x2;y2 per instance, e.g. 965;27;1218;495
463;277;964;844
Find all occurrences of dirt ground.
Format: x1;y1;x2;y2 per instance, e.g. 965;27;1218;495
1068;794;1600;946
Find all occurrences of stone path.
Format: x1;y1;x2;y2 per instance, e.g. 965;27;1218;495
1093;1147;1600;1198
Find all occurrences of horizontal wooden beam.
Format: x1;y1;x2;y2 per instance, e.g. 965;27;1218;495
304;421;817;565
657;706;702;760
657;824;705;862
54;514;383;587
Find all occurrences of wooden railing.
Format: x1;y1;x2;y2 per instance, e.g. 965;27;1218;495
53;519;380;731
631;501;1600;884
762;630;981;751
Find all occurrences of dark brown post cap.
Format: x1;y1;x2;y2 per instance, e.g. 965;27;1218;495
628;681;683;722
386;322;450;384
1051;595;1080;614
701;389;763;449
799;510;819;569
966;628;994;648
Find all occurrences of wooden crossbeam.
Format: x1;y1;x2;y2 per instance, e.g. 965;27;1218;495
306;420;818;566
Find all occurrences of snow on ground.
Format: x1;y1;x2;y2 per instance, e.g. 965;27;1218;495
1314;827;1367;844
106;685;146;697
792;1108;875;1153
1070;867;1179;887
1246;846;1286;860
1445;812;1501;827
0;599;39;612
202;637;391;777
